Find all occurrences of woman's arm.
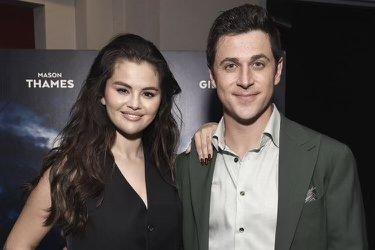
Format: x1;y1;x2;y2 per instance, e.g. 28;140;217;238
4;169;53;250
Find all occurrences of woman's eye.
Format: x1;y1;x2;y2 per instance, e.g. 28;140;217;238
143;92;155;98
224;63;237;72
117;88;129;94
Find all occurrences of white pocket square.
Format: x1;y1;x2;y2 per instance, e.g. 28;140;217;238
305;186;318;203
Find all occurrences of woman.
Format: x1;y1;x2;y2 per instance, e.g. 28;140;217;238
4;34;214;250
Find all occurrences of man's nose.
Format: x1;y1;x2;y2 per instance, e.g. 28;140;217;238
237;67;254;89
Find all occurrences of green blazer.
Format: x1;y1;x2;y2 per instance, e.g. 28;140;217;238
176;116;367;250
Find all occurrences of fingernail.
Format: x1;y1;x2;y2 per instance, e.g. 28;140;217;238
204;158;208;165
200;158;204;165
208;154;211;160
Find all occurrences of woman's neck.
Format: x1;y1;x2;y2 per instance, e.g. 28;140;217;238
111;130;143;160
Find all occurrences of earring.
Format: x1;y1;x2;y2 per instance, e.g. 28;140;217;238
100;97;106;105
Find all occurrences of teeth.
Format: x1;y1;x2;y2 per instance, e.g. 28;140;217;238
122;112;141;117
122;113;142;120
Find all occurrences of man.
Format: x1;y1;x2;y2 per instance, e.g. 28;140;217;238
176;4;367;250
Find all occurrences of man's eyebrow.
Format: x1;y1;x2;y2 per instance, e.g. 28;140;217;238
250;54;271;62
112;82;159;91
219;54;271;66
219;58;240;66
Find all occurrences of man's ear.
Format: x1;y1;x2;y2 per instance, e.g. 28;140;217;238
100;97;106;105
274;57;284;86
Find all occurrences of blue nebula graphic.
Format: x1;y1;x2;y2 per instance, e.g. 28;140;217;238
0;101;63;248
0;102;58;149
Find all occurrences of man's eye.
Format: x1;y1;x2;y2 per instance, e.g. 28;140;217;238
143;92;155;98
117;88;129;94
253;61;265;69
224;63;237;71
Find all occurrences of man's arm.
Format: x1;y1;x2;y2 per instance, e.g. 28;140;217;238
326;145;368;249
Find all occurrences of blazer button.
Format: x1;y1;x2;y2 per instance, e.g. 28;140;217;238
147;225;154;232
239;227;244;233
234;157;239;163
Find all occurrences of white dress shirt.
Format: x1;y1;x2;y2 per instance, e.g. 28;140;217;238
209;105;281;250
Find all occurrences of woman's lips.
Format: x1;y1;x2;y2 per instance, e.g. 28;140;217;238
121;112;143;121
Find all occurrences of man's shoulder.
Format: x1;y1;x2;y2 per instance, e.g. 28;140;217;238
176;144;195;171
176;151;190;165
283;116;351;155
176;139;201;163
176;141;204;178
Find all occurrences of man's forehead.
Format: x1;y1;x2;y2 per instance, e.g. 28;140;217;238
215;30;273;59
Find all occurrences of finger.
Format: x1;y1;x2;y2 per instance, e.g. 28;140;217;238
200;130;208;163
204;133;213;165
194;132;203;162
207;132;213;160
208;124;217;161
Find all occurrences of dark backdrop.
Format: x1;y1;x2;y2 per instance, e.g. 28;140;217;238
268;0;375;247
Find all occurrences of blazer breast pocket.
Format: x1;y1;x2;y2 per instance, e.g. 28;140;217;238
294;197;327;249
302;196;324;217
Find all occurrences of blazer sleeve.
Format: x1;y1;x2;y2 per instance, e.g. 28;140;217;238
326;145;368;249
176;153;188;201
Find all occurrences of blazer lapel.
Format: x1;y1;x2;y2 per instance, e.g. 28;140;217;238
189;144;217;250
275;117;320;250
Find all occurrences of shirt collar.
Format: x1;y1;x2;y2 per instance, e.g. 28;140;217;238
212;104;281;151
264;104;280;148
212;117;226;151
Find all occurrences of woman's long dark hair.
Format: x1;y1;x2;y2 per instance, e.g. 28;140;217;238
29;34;181;235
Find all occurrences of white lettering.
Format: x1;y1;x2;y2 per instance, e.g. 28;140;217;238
37;72;63;78
50;72;62;78
199;80;207;89
42;80;50;88
60;79;67;88
26;76;75;88
25;79;33;88
34;80;42;88
67;80;74;88
199;80;216;89
50;80;59;87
